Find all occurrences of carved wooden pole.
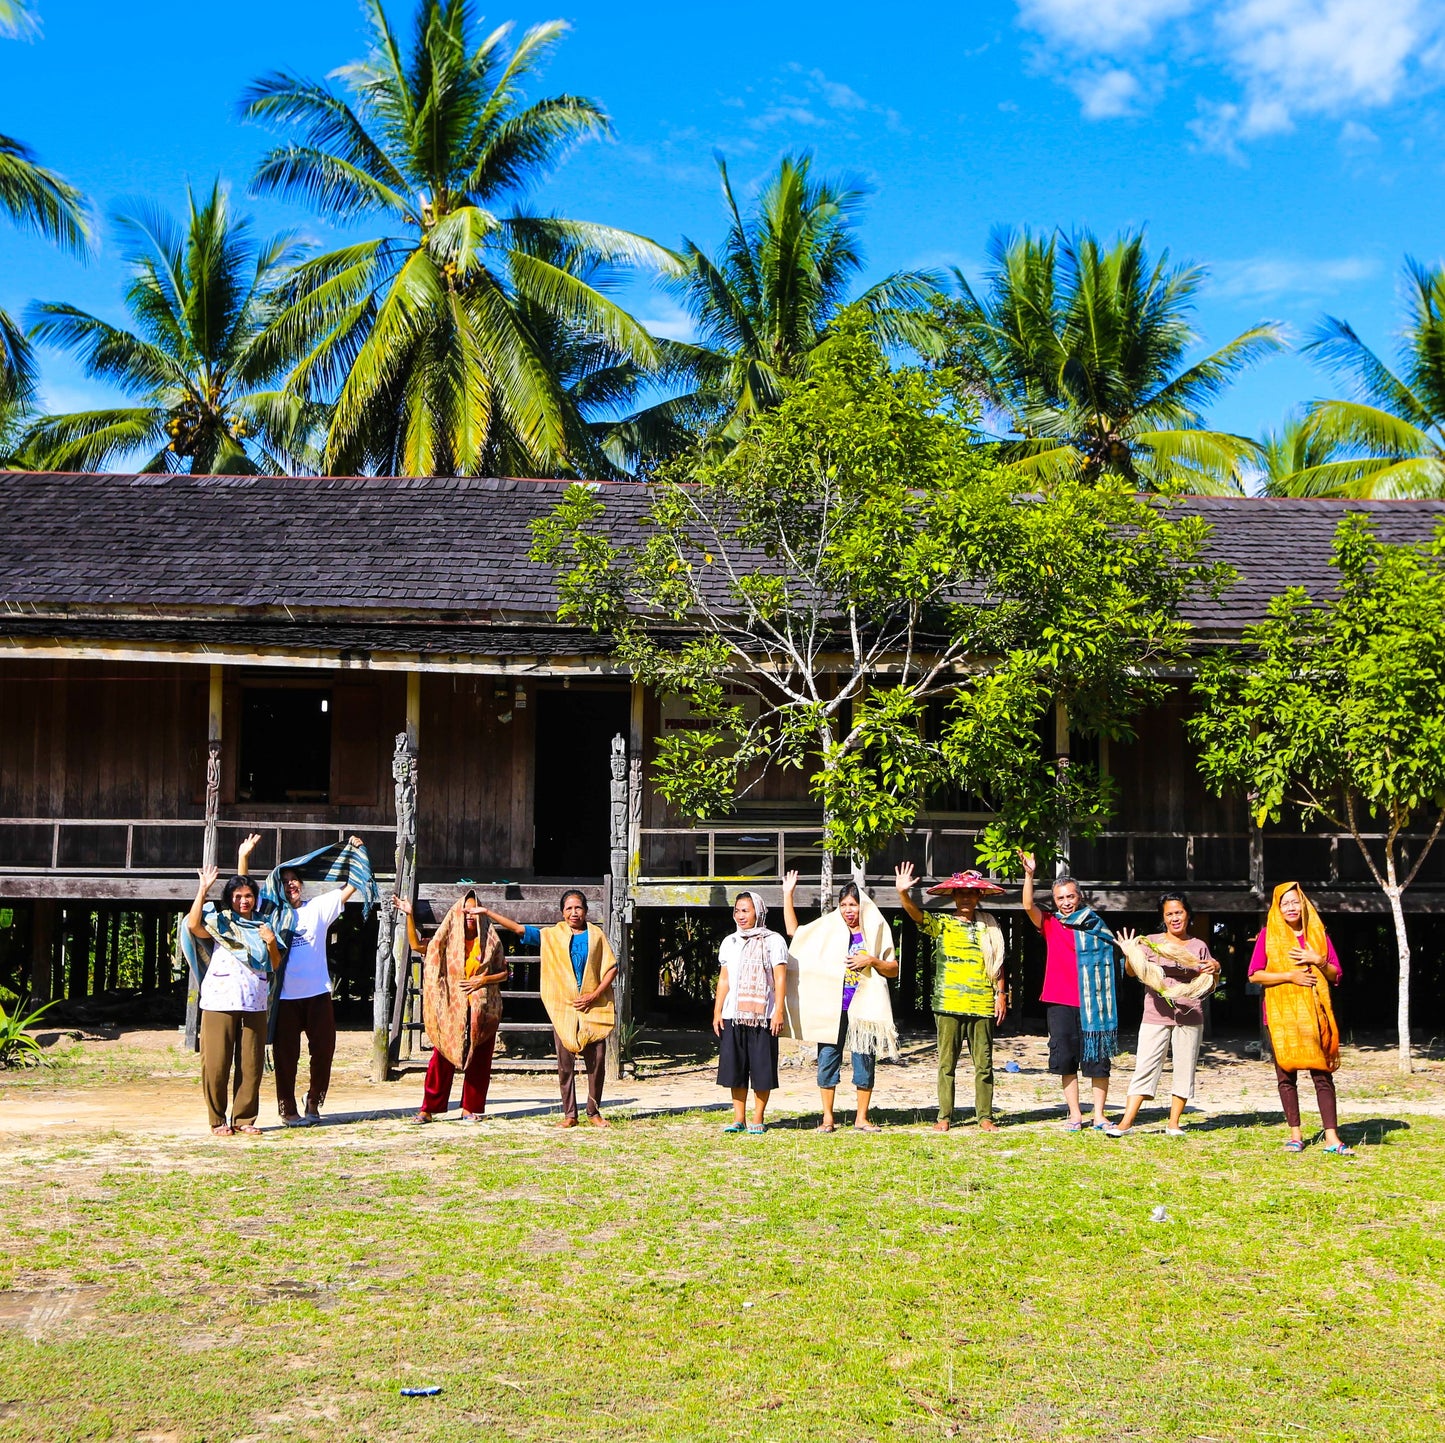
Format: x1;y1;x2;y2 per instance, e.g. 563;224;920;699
605;733;629;1083
29;900;54;1003
372;730;418;1082
187;665;224;1051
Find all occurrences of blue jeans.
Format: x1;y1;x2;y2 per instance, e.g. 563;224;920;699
817;1011;876;1090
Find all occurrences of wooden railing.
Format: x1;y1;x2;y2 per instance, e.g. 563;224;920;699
0;817;398;877
636;824;1436;889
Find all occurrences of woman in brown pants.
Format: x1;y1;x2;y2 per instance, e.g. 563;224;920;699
182;864;284;1136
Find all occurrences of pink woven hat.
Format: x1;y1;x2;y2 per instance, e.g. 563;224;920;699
926;869;1005;896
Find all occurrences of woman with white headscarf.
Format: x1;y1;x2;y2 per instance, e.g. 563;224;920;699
712;890;790;1134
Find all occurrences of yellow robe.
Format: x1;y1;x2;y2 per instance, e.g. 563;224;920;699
540;922;617;1054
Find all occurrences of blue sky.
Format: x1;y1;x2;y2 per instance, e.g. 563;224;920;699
3;0;1445;447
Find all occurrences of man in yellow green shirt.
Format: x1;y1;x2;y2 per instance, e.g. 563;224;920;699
895;863;1007;1131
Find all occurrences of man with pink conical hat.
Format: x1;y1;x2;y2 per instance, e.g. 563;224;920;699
894;863;1007;1132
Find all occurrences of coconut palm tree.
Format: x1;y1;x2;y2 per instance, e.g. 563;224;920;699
1254;414;1350;496
0;132;89;422
25;183;321;473
611;152;941;466
1276;260;1445;498
241;0;677;477
943;228;1282;493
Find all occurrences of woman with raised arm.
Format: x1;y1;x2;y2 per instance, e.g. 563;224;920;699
713;890;790;1134
1108;893;1220;1137
782;869;899;1133
180;864;285;1137
399;892;509;1125
1250;882;1351;1156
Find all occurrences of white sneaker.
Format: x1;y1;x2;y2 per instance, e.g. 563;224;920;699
1165;1126;1187;1136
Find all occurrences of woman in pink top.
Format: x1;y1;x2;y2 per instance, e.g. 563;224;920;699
1107;893;1220;1137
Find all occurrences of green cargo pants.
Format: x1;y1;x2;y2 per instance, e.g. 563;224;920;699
935;1012;995;1123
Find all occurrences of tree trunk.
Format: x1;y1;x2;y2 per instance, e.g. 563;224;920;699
1383;859;1411;1074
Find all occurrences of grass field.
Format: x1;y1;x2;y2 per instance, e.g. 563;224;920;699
1;1107;1441;1443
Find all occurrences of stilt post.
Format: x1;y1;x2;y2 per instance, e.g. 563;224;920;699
605;732;629;1083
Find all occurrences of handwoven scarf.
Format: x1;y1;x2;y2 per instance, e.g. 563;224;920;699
1058;906;1119;1071
257;838;381;937
785;891;899;1059
540;923;617;1054
732;890;777;1027
178;903;289;985
1263;881;1339;1073
422;898;505;1069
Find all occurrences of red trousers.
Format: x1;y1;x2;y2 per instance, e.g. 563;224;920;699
421;1019;499;1115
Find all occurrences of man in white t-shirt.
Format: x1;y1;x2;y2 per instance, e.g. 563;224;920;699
239;833;363;1126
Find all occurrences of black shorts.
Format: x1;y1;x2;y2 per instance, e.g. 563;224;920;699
1046;1004;1111;1077
717;1019;780;1091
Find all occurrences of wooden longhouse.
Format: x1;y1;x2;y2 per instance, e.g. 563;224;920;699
3;472;1445;1052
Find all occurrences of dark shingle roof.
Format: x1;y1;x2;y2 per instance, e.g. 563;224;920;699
4;472;1444;641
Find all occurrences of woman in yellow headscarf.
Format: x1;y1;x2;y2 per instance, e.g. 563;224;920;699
1248;882;1351;1156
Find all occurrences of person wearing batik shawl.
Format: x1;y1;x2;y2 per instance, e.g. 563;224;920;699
894;863;1007;1132
237;832;378;1127
1249;881;1352;1156
1020;850;1122;1132
1108;892;1221;1138
781;870;899;1134
180;863;286;1137
712;890;789;1135
397;892;509;1124
480;891;618;1128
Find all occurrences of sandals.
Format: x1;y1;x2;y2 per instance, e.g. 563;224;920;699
409;1111;433;1126
854;1121;881;1133
746;1123;766;1135
721;1121;746;1134
815;1122;836;1134
1283;1139;1304;1153
211;1124;234;1138
234;1124;263;1136
1324;1143;1355;1157
1064;1120;1085;1133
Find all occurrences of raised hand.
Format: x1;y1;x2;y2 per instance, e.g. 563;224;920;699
238;832;263;861
393;895;412;916
1018;849;1036;875
197;863;219;893
894;861;917;894
782;869;800;896
348;834;364;849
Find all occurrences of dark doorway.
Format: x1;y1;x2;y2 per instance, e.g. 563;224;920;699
533;687;629;877
239;687;332;803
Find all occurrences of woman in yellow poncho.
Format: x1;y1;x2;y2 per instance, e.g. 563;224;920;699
1248;882;1352;1156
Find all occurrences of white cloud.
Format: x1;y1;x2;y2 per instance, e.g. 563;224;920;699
637;299;696;344
1018;0;1445;143
1072;66;1146;119
1211;252;1379;301
1018;0;1196;52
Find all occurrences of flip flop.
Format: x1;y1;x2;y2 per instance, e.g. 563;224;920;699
234;1124;263;1136
1323;1143;1355;1157
815;1122;836;1133
854;1121;882;1133
1064;1120;1084;1133
1283;1139;1304;1153
746;1123;766;1135
210;1124;234;1138
721;1121;746;1134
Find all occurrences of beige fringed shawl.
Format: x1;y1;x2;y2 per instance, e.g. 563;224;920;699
785;891;899;1059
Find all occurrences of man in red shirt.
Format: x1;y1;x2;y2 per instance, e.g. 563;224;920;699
1020;850;1117;1131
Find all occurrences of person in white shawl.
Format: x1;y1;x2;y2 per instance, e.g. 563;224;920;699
781;870;899;1133
712;891;790;1134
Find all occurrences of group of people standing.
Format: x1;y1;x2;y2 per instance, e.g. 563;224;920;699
710;855;1352;1154
181;835;1350;1152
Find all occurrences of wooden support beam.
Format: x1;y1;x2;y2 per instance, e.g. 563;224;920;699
373;731;418;1082
406;670;421;750
29;899;54;1003
605;731;629;1084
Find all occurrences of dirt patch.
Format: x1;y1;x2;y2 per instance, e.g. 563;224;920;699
0;1284;107;1339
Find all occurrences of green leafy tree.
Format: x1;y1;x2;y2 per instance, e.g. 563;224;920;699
1190;516;1445;1072
612;153;941;468
1257;414;1348;496
26;183;319;473
940;228;1281;493
242;0;677;477
0;131;89;432
1277;260;1445;498
533;324;1226;896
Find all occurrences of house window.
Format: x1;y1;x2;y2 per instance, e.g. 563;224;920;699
238;687;332;803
